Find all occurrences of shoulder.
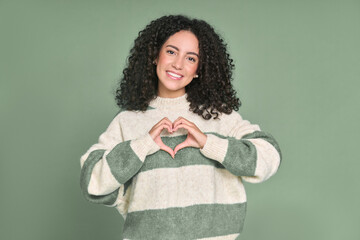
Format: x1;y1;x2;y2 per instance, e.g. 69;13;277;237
219;110;261;135
217;109;244;123
110;107;153;123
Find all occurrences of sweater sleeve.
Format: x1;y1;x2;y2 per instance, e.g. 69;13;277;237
79;112;160;206
199;112;282;183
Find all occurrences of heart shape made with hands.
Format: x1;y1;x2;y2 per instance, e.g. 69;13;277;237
155;123;207;159
160;128;189;159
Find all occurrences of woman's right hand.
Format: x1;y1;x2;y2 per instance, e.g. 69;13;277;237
148;117;175;158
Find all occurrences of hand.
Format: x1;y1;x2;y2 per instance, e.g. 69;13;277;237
148;117;176;158
148;117;208;158
172;116;207;155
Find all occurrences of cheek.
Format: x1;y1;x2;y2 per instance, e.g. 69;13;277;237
157;53;170;68
156;58;164;75
187;64;198;75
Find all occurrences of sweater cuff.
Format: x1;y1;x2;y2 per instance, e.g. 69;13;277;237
130;132;161;162
199;134;228;163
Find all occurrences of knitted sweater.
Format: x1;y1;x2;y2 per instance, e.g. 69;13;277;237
80;93;282;240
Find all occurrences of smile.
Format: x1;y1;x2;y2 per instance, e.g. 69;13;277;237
166;71;183;80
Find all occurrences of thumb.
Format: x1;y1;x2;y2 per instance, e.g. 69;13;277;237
174;141;190;155
160;144;175;159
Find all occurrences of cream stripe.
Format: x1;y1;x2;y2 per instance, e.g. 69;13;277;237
130;132;160;162
230;120;260;139
196;233;240;240
88;133;159;195
200;133;229;163
242;138;281;183
113;184;132;219
88;152;120;195
128;165;246;213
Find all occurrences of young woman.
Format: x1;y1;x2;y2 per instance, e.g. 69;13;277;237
80;15;282;240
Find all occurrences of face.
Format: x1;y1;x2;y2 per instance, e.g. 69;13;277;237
155;30;199;98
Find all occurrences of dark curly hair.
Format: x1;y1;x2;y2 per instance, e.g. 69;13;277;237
115;14;241;120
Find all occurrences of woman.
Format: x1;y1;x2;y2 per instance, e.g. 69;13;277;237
80;15;282;239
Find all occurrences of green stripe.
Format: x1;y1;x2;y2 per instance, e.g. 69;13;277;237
140;131;281;177
80;149;119;205
106;140;144;184
123;203;246;240
242;131;282;166
80;130;281;205
223;138;257;176
140;135;226;172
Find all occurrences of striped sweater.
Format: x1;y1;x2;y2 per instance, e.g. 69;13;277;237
80;93;282;240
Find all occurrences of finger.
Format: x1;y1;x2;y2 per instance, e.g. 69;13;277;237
157;122;173;134
149;125;164;139
161;118;175;132
172;117;184;129
173;117;194;129
160;144;175;158
162;117;173;125
164;125;173;134
174;140;189;155
172;122;192;133
150;122;173;139
153;117;174;130
172;123;204;149
153;126;173;147
156;137;172;152
159;118;174;130
172;117;183;128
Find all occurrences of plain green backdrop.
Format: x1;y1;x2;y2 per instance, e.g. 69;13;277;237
1;0;359;239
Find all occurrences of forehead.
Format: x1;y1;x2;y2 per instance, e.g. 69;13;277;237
163;30;199;53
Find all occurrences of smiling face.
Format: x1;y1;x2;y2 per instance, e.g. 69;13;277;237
155;30;199;98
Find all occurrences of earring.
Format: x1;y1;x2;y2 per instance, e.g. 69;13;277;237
194;74;199;78
152;60;157;65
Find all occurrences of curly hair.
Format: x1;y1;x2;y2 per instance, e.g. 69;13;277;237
115;14;241;120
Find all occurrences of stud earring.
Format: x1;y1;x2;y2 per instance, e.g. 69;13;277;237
194;74;199;78
153;60;157;65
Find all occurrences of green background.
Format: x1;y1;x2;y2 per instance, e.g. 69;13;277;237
1;0;359;239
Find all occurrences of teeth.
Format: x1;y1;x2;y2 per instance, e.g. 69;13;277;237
167;71;182;78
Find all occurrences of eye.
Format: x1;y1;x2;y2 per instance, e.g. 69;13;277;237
188;57;196;63
166;50;175;55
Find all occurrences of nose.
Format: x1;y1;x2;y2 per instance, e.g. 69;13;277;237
172;56;184;70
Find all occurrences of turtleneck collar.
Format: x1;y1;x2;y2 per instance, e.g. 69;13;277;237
149;93;190;109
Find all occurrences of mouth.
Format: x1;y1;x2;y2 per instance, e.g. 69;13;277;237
166;71;184;80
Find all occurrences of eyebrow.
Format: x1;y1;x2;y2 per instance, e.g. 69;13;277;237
166;45;199;57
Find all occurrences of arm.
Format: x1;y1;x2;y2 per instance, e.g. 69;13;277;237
199;112;282;183
79;112;160;206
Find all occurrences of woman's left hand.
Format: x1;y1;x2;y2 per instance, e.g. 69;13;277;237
172;116;207;155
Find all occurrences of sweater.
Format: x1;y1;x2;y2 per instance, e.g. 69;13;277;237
79;93;282;240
